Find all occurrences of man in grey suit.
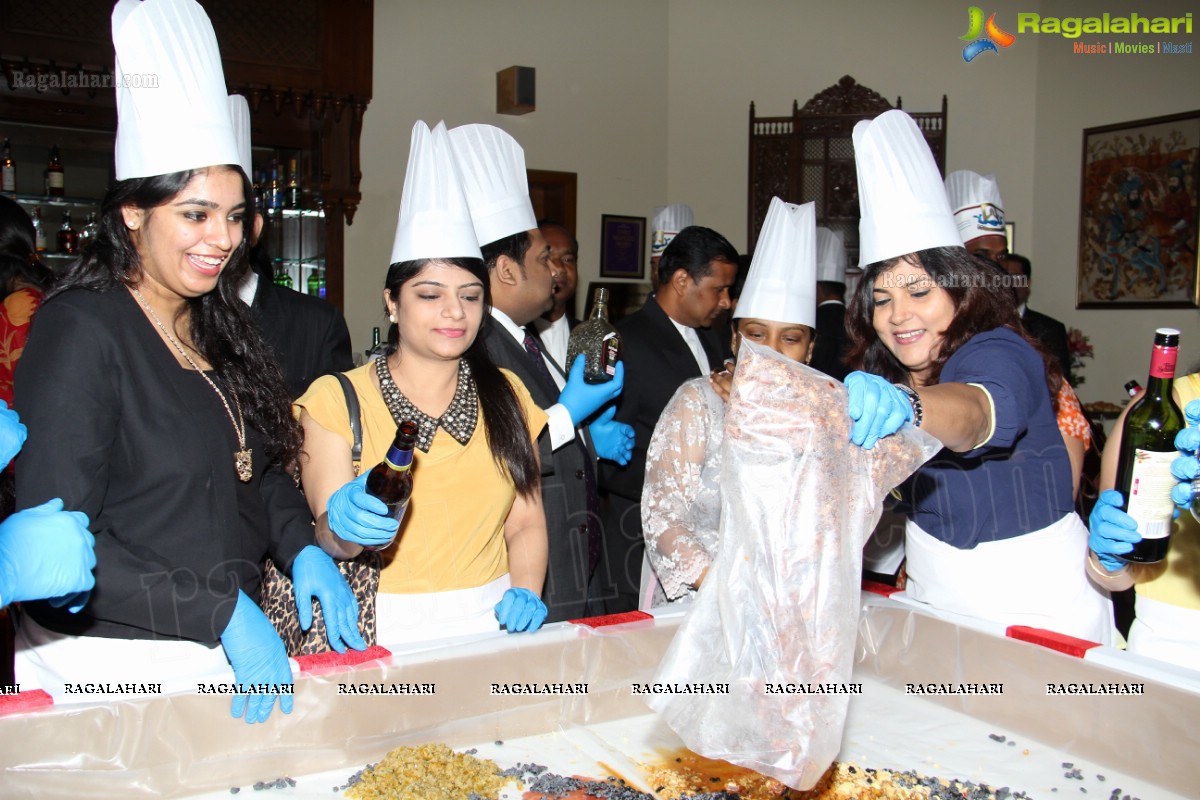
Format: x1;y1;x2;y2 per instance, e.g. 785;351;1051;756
450;124;633;621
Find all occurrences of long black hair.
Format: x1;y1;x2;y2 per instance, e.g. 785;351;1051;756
51;166;301;469
0;196;54;296
845;246;1062;397
384;257;540;498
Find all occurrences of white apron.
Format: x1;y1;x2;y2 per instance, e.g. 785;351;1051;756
904;513;1116;645
1128;594;1200;671
14;613;237;703
375;573;510;647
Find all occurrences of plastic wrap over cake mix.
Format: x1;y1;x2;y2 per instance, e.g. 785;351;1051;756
646;341;942;790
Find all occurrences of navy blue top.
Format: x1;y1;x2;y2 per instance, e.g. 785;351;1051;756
899;327;1073;549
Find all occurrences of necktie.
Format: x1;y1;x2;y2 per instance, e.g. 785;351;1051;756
523;331;603;573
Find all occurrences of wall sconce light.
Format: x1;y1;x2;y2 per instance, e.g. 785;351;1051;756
496;66;535;115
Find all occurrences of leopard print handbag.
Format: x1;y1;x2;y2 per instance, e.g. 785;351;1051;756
260;372;382;657
260;551;380;656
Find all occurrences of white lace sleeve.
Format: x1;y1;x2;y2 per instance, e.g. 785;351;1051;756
641;379;722;600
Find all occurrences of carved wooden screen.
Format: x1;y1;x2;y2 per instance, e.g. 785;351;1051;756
748;76;947;275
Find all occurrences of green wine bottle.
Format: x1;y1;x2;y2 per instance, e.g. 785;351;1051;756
1113;327;1183;564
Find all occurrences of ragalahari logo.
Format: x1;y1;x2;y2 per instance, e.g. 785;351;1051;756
959;7;1016;62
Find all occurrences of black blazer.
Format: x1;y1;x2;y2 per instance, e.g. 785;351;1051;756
250;275;354;399
811;301;850;381
15;287;313;644
478;318;596;622
1022;307;1071;378
598;296;726;503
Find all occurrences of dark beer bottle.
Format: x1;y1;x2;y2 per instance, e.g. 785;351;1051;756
363;420;418;549
1113;328;1184;564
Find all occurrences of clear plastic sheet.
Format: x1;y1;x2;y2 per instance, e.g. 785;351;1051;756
645;342;942;790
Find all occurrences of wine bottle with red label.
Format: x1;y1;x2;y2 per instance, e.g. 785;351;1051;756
1112;328;1183;564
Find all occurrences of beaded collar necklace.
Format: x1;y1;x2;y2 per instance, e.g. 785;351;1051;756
375;356;477;452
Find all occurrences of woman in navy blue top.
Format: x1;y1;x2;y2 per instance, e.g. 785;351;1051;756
843;246;1115;643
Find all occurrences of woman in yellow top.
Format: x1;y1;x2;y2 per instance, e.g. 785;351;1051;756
295;255;549;645
1087;372;1200;670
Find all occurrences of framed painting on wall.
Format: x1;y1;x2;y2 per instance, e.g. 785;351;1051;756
1076;110;1200;309
599;214;646;279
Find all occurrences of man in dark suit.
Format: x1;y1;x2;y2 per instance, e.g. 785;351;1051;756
241;225;354;399
810;227;850;381
597;225;738;613
532;220;580;369
449;123;632;622
1003;253;1071;376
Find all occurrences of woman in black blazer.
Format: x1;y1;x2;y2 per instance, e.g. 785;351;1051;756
12;164;362;724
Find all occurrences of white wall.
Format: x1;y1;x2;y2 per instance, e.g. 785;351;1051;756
349;0;668;350
1029;0;1200;400
355;1;1199;401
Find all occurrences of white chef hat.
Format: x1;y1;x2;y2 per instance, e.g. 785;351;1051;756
734;197;816;328
945;170;1006;243
853;110;962;266
447;124;537;247
228;94;253;179
112;0;240;181
815;227;847;284
390;121;481;264
652;203;694;257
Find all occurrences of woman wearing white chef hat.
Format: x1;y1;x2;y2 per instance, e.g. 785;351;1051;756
13;0;361;725
641;197;817;609
841;110;1115;643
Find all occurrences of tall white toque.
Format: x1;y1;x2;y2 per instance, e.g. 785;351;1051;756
734;197;817;329
815;227;848;284
112;0;240;180
228;94;253;179
390;121;481;264
447;124;538;247
853;110;962;266
945;170;1006;244
651;203;694;257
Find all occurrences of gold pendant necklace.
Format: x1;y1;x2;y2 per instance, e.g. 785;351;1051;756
131;287;252;482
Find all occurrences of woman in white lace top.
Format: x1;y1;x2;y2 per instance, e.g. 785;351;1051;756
641;199;823;608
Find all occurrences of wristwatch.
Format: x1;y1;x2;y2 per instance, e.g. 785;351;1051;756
893;383;924;428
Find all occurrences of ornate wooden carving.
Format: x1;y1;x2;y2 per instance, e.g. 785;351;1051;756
748;76;948;268
0;0;373;310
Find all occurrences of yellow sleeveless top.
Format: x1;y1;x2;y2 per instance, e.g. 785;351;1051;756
295;364;547;594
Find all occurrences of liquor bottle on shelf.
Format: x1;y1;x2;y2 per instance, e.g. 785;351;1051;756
78;211;99;250
266;159;284;212
56;210;77;255
566;287;621;383
365;326;386;361
44;145;64;197
306;269;326;299
272;261;292;289
1125;380;1143;398
362;419;419;549
1112;328;1184;564
31;206;47;252
286;158;302;210
1;138;15;196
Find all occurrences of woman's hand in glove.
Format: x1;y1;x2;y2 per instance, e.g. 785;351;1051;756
1087;490;1140;572
220;591;294;724
845;371;913;450
291;545;367;654
326;474;399;548
494;587;548;633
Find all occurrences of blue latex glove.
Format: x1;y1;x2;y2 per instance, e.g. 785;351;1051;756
1170;399;1200;508
326;474;399;548
558;356;624;427
1088;490;1140;572
291;545;367;654
0;498;94;612
0;400;26;469
219;591;294;724
845;371;913;450
588;405;634;465
494;587;548;633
